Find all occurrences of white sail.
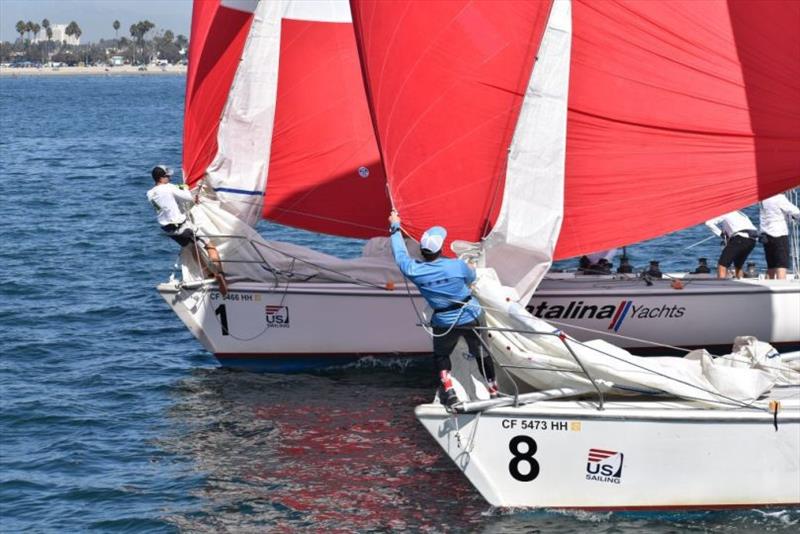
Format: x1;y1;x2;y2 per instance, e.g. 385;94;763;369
482;0;571;304
204;0;281;226
204;0;354;226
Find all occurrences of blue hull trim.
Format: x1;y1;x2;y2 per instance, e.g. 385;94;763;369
214;352;431;373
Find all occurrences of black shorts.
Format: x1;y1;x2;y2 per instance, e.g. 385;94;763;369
718;235;755;269
161;223;205;248
763;234;790;269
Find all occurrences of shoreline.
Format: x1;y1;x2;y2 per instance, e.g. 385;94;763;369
0;65;187;77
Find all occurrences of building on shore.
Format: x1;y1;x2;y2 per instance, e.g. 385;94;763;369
33;24;80;46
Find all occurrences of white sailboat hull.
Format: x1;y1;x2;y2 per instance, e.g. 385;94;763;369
158;275;800;371
415;389;800;509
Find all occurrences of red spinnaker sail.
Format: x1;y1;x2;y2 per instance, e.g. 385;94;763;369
350;0;800;257
183;0;253;185
559;0;800;258
186;1;799;253
183;1;389;239
350;0;551;250
263;18;389;238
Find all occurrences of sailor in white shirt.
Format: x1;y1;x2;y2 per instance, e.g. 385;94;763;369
759;193;800;279
705;210;757;279
147;166;196;239
146;165;228;294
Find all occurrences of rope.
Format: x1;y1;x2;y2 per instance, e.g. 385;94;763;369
789;188;800;276
250;240;388;290
402;277;467;338
542;319;691;353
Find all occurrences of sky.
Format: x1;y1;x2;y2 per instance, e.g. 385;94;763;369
0;0;192;43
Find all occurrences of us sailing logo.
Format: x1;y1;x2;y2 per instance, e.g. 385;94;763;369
585;448;624;484
265;305;290;328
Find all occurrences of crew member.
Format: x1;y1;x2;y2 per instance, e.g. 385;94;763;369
705;210;757;279
389;210;498;408
147;165;228;294
759;193;800;279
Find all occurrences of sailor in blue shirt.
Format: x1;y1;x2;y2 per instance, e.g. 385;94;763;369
389;211;498;408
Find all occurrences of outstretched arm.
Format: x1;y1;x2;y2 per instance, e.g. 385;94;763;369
779;195;800;220
705;217;722;237
389;211;417;276
171;184;194;203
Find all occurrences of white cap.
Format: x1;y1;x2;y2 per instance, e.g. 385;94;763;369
420;226;447;253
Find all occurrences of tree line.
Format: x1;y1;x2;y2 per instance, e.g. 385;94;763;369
1;19;188;66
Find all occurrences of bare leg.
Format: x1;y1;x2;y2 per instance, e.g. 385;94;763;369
767;268;776;279
776;268;787;280
733;267;744;279
717;265;728;278
204;243;228;296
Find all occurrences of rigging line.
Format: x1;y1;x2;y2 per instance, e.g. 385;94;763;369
251;240;386;290
790;188;800;275
543;319;691;353
402;277;467;338
269;206;387;233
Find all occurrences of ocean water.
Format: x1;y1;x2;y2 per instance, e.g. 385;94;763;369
0;74;795;532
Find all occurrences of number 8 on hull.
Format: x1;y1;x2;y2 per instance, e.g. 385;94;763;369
415;390;800;510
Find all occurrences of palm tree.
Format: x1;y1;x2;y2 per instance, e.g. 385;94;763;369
45;26;53;63
65;21;82;45
42;19;51;63
129;24;137;64
15;20;26;43
41;19;49;43
129;20;154;65
30;23;41;61
113;20;120;41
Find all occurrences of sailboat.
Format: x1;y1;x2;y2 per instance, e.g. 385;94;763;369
345;0;799;509
158;0;800;371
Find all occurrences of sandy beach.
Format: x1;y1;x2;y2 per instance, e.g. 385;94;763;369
0;64;187;77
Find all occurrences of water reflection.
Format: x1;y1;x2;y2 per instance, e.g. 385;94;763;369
161;366;488;531
161;366;800;532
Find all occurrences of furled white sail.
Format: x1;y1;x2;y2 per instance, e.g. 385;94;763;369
452;270;799;408
482;0;571;303
204;0;281;226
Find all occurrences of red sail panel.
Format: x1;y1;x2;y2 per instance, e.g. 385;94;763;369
262;19;390;239
183;0;253;186
350;0;552;250
556;0;800;259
